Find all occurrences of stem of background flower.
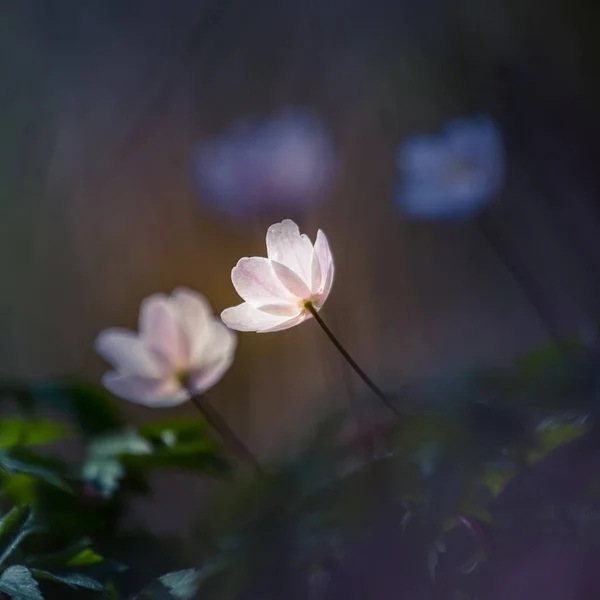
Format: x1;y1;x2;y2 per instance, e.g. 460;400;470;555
189;393;263;475
477;215;561;342
304;302;401;419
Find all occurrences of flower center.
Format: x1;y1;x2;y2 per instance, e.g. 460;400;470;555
444;159;478;185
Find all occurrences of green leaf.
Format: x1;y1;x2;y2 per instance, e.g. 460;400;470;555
82;430;152;498
138;418;211;444
87;431;153;459
0;473;38;504
0;565;43;600
528;414;590;464
0;506;41;566
121;441;230;475
0;448;70;492
0;418;72;449
0;505;29;541
26;379;123;436
483;468;517;498
514;338;586;378
81;458;124;499
26;537;94;568
67;548;103;567
135;568;205;600
31;569;104;591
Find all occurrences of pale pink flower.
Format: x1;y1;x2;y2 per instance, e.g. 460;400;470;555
221;219;334;333
95;288;236;407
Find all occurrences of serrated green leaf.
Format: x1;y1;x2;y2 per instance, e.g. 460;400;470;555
159;569;201;599
0;565;42;600
135;564;224;600
136;568;201;600
31;568;104;591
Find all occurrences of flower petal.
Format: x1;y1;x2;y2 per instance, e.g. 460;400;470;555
310;247;322;293
396;136;446;174
271;260;312;299
170;288;213;362
196;321;238;366
266;219;314;285
257;312;309;333
221;302;291;332
313;230;334;298
102;371;189;407
257;303;301;317
95;329;164;377
231;257;294;306
140;294;189;369
187;354;235;394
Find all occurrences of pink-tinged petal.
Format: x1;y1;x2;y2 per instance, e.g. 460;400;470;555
314;262;334;308
170;288;213;361
231;257;294;306
221;302;290;332
187;354;235;394
265;219;314;285
95;329;164;377
140;294;189;369
102;371;189;407
271;260;312;299
195;321;238;366
256;303;301;317
257;312;309;333
310;247;322;293
313;230;333;292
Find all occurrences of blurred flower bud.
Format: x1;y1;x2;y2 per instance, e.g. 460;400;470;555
394;116;504;219
193;109;336;217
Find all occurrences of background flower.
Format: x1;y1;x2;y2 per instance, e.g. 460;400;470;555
95;288;236;407
394;116;504;219
193;108;337;218
221;219;334;333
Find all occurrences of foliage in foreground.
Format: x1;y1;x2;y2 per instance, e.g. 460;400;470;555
0;335;599;599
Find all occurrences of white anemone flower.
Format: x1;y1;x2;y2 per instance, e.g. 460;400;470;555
221;219;334;333
95;288;237;407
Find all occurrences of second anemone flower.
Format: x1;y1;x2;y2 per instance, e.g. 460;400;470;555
221;219;334;332
95;288;236;406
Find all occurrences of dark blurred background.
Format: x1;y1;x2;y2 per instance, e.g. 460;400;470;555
1;0;600;539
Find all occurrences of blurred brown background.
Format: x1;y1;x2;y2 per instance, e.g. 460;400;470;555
2;0;600;531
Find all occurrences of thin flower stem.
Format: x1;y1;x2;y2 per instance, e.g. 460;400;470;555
189;393;262;474
305;302;401;419
477;215;561;342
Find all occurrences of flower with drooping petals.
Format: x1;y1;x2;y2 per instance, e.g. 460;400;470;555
95;288;236;407
221;219;334;332
395;115;504;219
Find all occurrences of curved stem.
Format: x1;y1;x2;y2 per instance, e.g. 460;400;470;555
189;393;262;474
477;215;561;342
305;302;401;419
